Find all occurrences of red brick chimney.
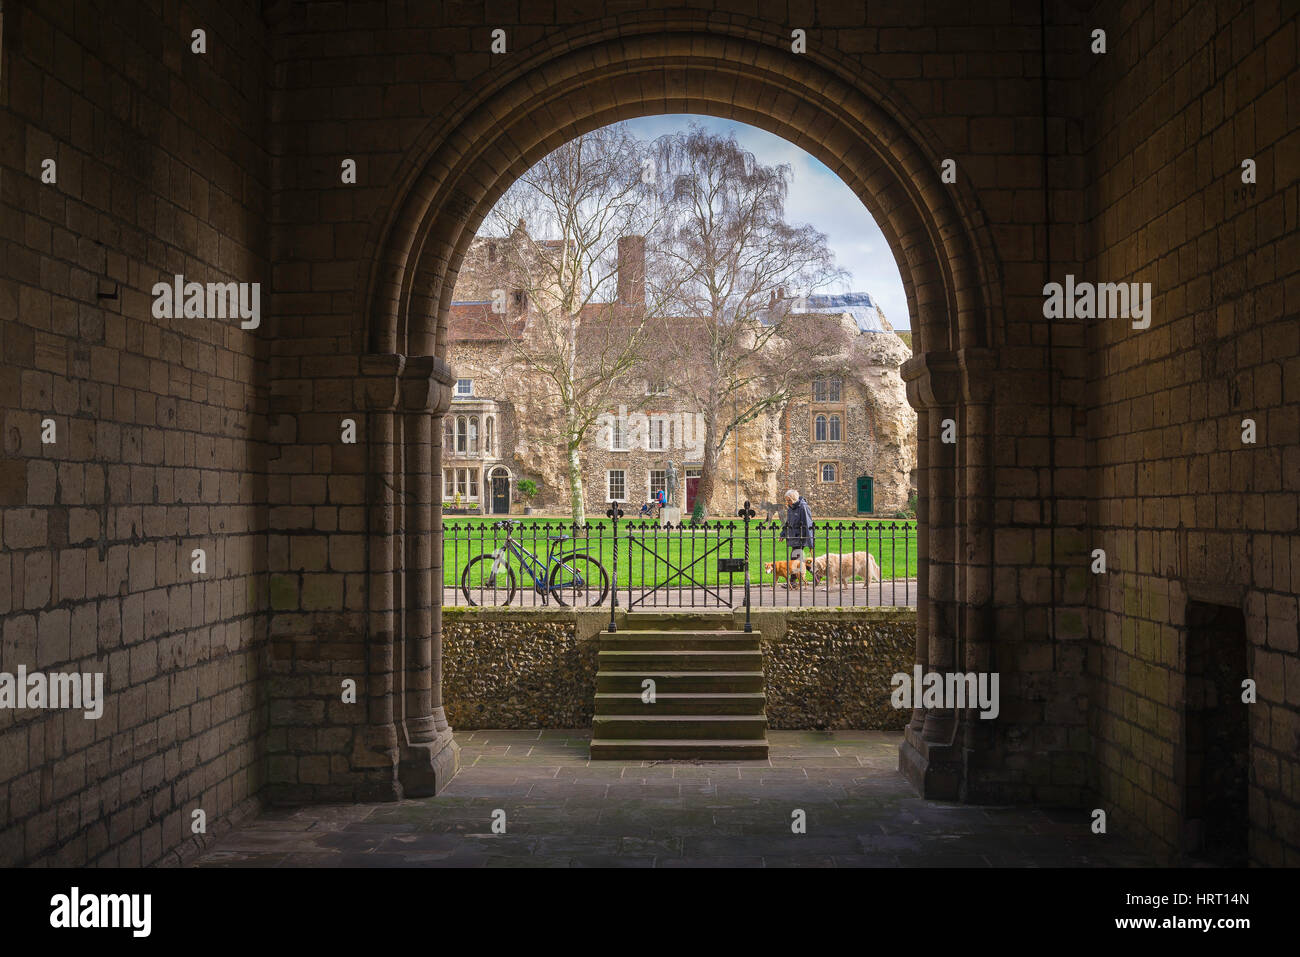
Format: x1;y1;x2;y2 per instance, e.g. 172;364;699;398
617;235;645;306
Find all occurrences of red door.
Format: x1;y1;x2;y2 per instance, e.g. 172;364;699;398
685;477;699;511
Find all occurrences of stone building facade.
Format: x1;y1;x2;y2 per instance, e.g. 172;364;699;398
446;230;917;517
442;307;520;515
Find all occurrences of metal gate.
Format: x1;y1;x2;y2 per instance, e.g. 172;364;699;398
624;523;742;609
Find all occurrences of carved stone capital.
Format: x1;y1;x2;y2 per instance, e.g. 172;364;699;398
957;347;998;405
400;355;456;413
901;350;959;411
360;353;406;411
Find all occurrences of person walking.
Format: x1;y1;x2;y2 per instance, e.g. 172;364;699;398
780;488;815;588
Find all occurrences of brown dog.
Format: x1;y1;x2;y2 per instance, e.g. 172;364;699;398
764;558;814;585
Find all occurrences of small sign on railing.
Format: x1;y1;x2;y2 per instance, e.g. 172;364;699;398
716;558;746;573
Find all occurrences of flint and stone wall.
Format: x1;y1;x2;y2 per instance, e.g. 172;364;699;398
441;607;916;732
764;609;917;730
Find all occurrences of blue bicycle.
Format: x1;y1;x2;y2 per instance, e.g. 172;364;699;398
460;520;610;607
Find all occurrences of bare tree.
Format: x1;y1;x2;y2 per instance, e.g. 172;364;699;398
481;124;668;523
646;127;848;514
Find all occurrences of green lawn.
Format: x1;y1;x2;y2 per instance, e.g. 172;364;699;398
443;516;917;591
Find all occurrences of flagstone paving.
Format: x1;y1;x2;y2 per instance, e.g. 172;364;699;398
191;730;1156;868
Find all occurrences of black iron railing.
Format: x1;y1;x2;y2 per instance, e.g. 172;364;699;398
444;515;916;609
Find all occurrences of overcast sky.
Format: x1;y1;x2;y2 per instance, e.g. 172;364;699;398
620;115;909;331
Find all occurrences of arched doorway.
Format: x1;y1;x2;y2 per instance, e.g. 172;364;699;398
352;11;1002;798
489;466;511;516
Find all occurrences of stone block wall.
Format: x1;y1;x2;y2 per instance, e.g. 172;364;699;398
1084;0;1299;863
0;0;271;865
1;0;1293;869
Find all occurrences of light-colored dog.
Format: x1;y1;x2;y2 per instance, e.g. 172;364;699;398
811;551;880;586
763;559;813;585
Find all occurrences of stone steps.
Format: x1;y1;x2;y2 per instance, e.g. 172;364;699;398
594;691;767;715
593;714;767;739
595;671;765;693
597;629;760;650
597;649;763;671
589;739;770;760
590;615;768;760
624;613;737;629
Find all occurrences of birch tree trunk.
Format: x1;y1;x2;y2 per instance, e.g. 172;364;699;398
566;438;586;524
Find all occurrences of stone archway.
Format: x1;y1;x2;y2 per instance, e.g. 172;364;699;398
355;11;1004;797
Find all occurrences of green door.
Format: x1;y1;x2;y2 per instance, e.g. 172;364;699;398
856;475;873;513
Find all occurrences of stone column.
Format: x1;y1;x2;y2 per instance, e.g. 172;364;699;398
353;352;459;799
957;349;996;794
354;353;405;789
907;405;930;734
916;353;959;745
899;351;962;798
397;355;459;795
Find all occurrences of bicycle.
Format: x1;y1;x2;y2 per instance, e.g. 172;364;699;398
459;520;610;607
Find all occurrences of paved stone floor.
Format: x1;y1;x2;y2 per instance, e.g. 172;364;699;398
192;730;1156;867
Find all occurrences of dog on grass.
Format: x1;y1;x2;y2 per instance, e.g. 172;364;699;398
763;558;814;586
810;551;881;586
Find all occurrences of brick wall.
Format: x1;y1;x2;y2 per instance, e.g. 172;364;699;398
1084;0;1299;863
0;0;270;864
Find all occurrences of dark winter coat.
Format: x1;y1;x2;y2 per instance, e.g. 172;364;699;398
782;497;815;550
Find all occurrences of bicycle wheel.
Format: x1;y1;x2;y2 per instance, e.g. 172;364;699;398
549;553;610;607
461;555;517;606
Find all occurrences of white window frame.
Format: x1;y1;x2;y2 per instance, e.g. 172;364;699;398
648;416;666;451
610;417;628;452
648;469;667;502
606;469;627;502
455;378;473;397
820;462;838;483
